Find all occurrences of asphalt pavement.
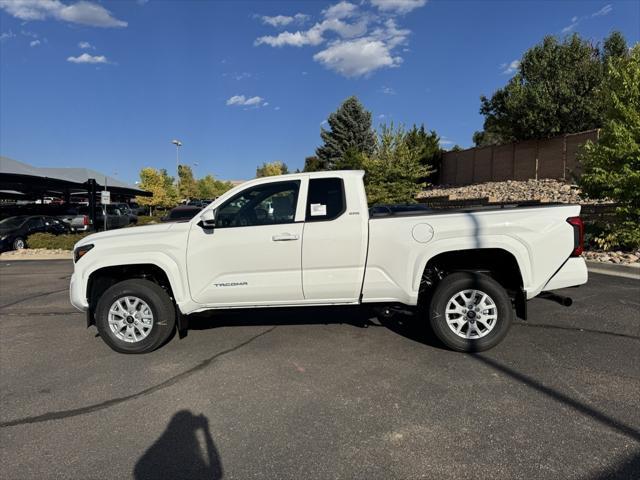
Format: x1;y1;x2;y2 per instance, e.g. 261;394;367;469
0;260;639;479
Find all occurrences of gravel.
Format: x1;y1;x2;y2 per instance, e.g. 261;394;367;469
418;179;610;204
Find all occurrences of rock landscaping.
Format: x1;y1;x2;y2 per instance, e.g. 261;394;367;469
418;179;609;205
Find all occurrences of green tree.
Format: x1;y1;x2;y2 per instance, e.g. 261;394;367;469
472;130;503;147
316;96;376;169
178;164;198;199
477;32;628;144
579;44;640;249
362;124;434;205
256;161;289;177
303;156;324;172
136;167;178;214
196;175;234;199
404;124;442;179
334;147;365;170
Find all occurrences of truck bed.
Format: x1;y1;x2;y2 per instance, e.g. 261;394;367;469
369;202;570;218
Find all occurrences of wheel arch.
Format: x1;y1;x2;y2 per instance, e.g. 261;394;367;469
86;262;180;326
419;247;525;297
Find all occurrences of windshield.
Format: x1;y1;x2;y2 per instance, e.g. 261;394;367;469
0;216;28;229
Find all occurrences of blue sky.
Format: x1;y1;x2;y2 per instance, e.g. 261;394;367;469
1;0;639;183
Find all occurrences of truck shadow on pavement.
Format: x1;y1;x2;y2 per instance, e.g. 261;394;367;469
134;410;223;480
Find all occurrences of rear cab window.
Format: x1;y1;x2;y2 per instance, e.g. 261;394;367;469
305;178;345;222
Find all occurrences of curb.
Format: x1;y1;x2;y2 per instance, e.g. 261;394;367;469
586;261;640;280
0;254;73;262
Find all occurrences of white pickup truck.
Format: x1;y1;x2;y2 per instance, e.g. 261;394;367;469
70;170;588;354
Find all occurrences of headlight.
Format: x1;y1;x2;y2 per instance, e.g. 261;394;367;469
74;244;94;262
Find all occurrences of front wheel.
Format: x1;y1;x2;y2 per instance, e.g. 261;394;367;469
429;272;513;352
13;237;25;250
95;279;176;354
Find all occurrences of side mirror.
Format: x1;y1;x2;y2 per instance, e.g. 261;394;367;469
200;209;216;228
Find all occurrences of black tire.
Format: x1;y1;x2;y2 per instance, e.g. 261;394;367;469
95;279;176;354
13;237;25;250
429;272;512;352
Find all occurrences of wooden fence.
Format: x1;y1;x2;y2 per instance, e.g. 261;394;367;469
439;130;599;185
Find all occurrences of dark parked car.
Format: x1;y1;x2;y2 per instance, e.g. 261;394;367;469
113;203;138;225
161;206;201;223
0;215;69;251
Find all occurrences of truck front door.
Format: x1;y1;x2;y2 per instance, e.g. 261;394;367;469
186;180;305;306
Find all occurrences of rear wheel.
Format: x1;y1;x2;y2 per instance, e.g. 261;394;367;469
429;272;512;352
95;279;175;354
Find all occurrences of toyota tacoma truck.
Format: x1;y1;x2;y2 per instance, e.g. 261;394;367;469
70;170;588;354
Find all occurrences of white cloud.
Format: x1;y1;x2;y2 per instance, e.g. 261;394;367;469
274;106;281;111
67;52;108;64
260;13;309;27
370;0;427;14
323;1;358;19
0;0;127;28
439;137;454;147
226;95;267;107
561;17;579;33
30;39;40;47
314;38;402;77
500;59;520;75
78;41;94;49
562;5;613;33
377;114;386;119
255;17;367;47
254;1;416;78
381;86;396;95
592;4;612;17
0;30;16;41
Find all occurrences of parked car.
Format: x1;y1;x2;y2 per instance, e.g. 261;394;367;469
70;170;588;354
113;203;138;225
160;206;201;223
128;202;146;216
57;207;91;232
0;215;69;251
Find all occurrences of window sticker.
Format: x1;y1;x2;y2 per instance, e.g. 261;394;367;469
310;203;327;216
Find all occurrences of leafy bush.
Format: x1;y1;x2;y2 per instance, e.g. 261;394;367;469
136;216;160;226
579;44;640;250
27;233;90;250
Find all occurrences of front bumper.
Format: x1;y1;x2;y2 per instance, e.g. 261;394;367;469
69;272;89;311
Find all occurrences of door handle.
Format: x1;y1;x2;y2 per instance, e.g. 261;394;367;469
272;233;299;241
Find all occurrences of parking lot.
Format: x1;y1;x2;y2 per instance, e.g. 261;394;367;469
0;260;638;479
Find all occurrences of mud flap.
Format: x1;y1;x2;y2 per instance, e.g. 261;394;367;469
515;288;527;320
177;310;189;339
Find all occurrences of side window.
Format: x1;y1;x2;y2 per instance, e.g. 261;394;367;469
27;217;45;229
305;178;345;222
215;181;300;228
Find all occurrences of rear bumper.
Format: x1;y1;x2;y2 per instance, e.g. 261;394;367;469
541;257;588;293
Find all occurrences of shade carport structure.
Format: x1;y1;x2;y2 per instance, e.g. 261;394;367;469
0;156;151;228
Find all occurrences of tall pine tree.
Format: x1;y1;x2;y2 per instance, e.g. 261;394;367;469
316;96;376;170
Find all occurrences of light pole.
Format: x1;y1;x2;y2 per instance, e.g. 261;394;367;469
172;139;182;190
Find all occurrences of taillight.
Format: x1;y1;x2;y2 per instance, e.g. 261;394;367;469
83;215;89;226
566;217;584;257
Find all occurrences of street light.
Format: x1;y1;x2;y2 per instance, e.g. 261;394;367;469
172;139;182;187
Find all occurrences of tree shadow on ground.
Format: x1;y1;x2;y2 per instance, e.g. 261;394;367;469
134;410;223;480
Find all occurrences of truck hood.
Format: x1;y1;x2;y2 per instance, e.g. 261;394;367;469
74;223;180;249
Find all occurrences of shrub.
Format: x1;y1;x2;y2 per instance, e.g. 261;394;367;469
579;44;640;250
26;233;90;250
